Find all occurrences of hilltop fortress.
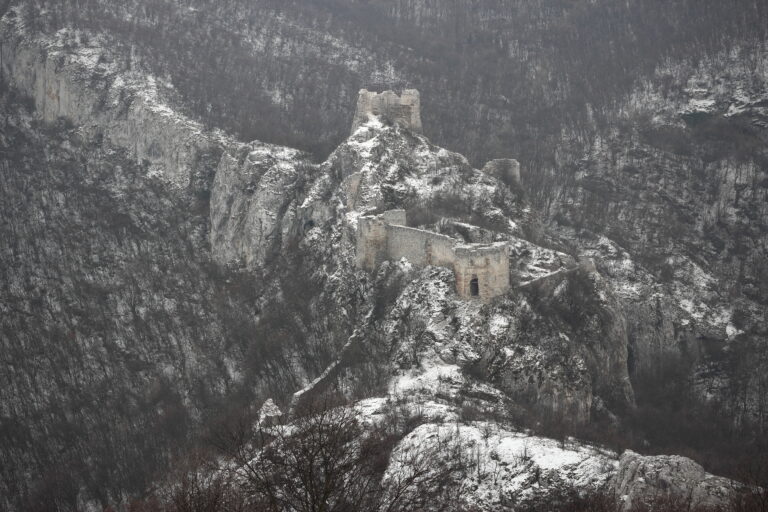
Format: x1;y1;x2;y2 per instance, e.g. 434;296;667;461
350;89;511;301
351;89;423;134
357;210;510;301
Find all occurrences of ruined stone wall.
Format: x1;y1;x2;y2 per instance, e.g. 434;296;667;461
426;235;456;268
356;211;510;301
385;225;455;268
343;172;363;209
454;244;510;301
351;89;423;134
356;217;388;271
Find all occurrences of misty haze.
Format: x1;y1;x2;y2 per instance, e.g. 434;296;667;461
0;1;767;511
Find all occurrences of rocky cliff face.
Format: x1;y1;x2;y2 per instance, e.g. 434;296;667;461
15;1;761;424
373;418;734;511
203;112;734;510
12;0;765;160
210;142;315;268
1;1;766;510
0;90;241;508
614;451;733;511
0;11;350;509
0;19;228;189
207;112;636;425
546;45;768;425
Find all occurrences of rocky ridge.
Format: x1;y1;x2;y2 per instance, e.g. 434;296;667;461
0;4;765;510
209;110;733;509
0;10;232;189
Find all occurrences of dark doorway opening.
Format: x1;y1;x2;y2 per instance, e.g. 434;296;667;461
470;277;479;296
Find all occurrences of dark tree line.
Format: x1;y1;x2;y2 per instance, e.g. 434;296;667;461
15;0;768;166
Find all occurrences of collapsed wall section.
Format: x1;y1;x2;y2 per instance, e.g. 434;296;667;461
426;233;456;268
381;209;407;225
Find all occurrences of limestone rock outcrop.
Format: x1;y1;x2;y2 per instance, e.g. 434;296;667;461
372;410;737;511
257;399;283;427
613;451;734;510
2;3;766;510
210;142;314;267
0;20;230;188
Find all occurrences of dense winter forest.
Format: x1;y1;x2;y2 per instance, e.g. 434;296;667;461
0;0;767;510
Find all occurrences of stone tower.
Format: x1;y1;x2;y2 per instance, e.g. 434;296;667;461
453;244;510;301
351;89;423;134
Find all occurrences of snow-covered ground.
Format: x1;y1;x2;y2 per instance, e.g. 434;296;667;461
383;421;616;509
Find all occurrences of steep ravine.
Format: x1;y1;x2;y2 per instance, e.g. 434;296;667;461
544;46;768;426
0;25;357;511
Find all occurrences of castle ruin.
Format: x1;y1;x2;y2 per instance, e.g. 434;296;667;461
356;210;510;301
351;89;423;134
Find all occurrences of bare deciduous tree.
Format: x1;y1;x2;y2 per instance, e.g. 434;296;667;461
204;394;462;512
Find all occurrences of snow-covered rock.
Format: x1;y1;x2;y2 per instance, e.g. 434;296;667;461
210;141;315;267
382;421;616;510
0;13;234;188
614;450;734;511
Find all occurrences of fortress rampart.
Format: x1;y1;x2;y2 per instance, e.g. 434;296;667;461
454;244;511;301
357;210;510;301
351;89;423;134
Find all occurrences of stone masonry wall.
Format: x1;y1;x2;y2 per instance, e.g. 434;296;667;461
356;217;388;271
386;225;455;268
381;209;407;225
426;233;456;268
351;89;423;134
454;244;510;301
356;210;510;300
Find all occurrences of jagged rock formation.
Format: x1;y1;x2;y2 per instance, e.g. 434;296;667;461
614;451;733;511
209;99;633;425
257;399;283;427
0;92;241;509
16;0;762;430
1;2;766;509
0;10;350;509
374;417;737;511
209;142;315;267
0;21;230;188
